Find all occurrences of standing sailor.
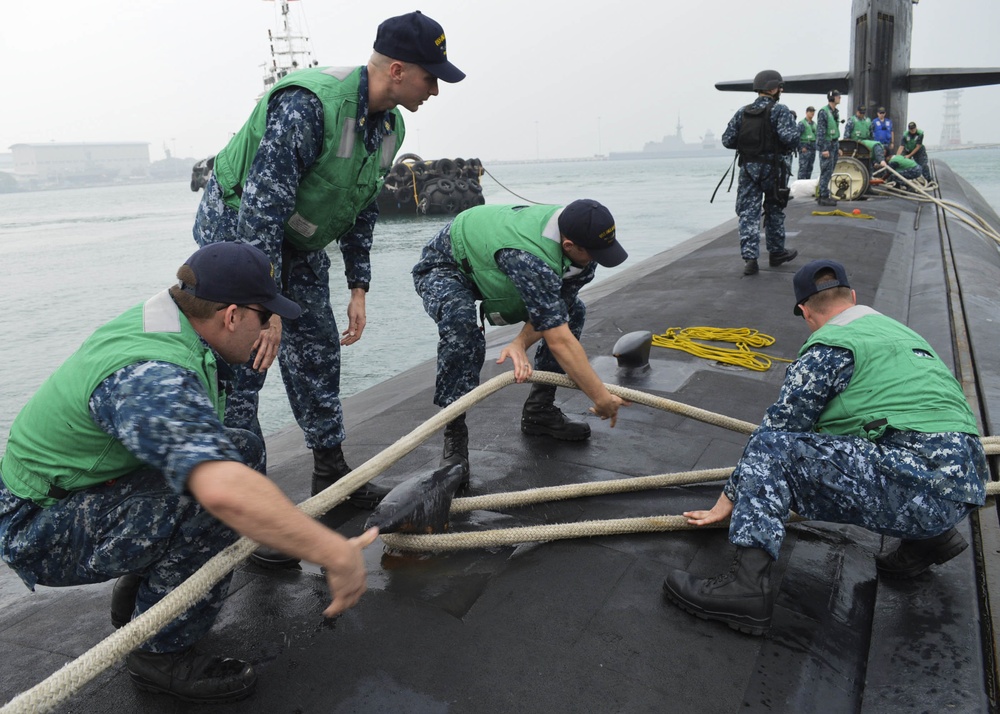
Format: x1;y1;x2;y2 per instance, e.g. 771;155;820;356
872;107;894;152
844;105;872;141
191;12;465;508
720;69;800;276
816;90;842;206
797;106;817;180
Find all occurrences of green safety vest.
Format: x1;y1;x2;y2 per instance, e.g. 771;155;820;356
212;66;404;251
800;307;978;439
901;130;924;154
889;155;918;170
859;139;884;163
798;119;816;143
0;291;226;507
449;205;572;326
849;116;873;140
818;106;840;142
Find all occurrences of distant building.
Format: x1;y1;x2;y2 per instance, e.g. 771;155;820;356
7;142;150;187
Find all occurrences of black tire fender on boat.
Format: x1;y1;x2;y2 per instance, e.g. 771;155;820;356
395;152;423;164
434;158;456;176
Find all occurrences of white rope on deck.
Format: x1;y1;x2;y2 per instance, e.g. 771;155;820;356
2;372;998;712
872;163;1000;247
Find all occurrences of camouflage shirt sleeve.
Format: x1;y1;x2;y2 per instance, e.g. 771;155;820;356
758;344;855;433
495;248;581;332
89;362;245;494
721;107;742;150
338;199;377;286
238;87;324;275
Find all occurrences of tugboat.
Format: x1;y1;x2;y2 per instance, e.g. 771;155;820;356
190;0;484;216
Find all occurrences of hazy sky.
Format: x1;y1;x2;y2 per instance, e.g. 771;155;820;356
2;1;998;162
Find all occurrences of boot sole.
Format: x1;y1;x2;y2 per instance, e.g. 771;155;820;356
129;673;257;704
520;424;591;441
662;581;770;636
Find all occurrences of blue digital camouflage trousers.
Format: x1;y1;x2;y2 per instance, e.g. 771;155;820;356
725;429;985;560
912;146;932;180
797;142;816;180
413;257;585;407
735;162;788;261
225;248;346;455
0;428;263;653
818;142;839;198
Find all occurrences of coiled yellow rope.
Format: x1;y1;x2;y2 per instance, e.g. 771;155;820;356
651;326;794;372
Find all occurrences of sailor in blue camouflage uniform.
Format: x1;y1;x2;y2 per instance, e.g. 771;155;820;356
898;121;932;181
663;260;987;637
0;243;378;703
192;11;465;511
796;106;817;179
412;201;631;482
721;69;800;276
816;90;843;206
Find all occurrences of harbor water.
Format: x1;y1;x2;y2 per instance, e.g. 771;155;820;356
2;151;998;452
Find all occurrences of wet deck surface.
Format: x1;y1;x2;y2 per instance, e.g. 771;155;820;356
2;161;999;713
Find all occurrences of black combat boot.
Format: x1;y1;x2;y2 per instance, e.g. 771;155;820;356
311;445;389;509
441;414;470;488
111;574;142;629
520;384;591;441
662;546;774;636
743;259;759;276
126;647;257;703
768;248;798;267
875;527;968;579
817;196;838;207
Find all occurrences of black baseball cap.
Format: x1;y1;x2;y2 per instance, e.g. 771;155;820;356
182;243;301;319
558;199;627;268
877;107;886;113
908;121;917;129
792;259;851;315
374;11;465;83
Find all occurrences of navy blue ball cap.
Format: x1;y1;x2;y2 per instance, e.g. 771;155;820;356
183;243;301;319
374;11;465;83
558;199;627;268
793;259;851;315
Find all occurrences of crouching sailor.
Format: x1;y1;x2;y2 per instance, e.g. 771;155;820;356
662;259;987;636
412;200;632;485
0;243;378;703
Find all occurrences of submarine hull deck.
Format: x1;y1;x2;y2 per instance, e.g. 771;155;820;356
2;160;999;713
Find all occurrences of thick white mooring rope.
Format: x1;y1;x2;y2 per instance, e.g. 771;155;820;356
2;372;997;712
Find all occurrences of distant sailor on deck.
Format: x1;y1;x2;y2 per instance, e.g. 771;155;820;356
0;243;379;703
412;201;631;484
899;121;932;181
662;259;988;637
721;69;800;276
192;11;465;515
796;106;817;180
872;107;894;152
860;139;923;186
844;104;873;140
816;89;842;207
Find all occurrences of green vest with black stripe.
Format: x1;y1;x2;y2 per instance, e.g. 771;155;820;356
212;66;405;251
0;291;226;507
